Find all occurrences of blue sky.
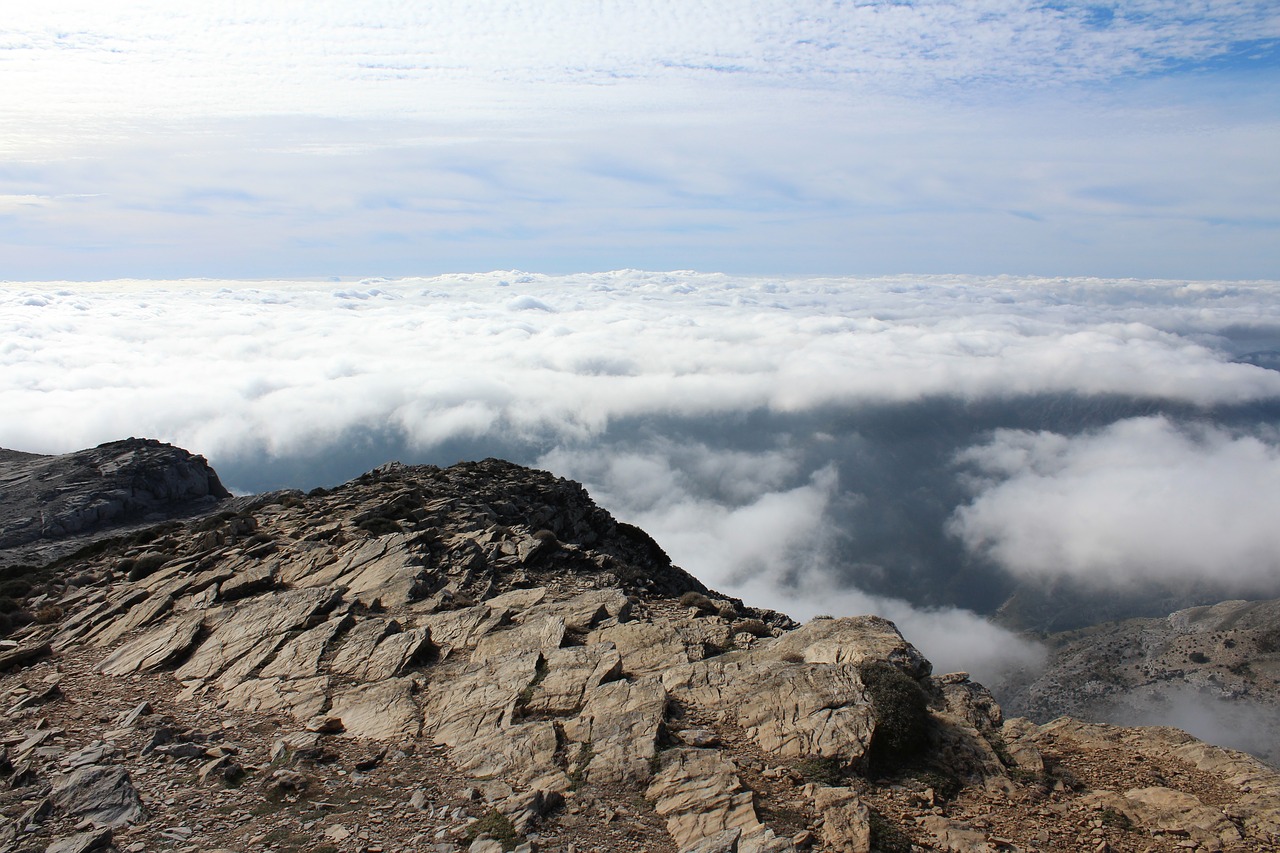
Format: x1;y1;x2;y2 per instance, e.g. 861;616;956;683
2;1;1279;280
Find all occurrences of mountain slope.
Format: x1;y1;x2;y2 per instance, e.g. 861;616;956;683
996;598;1280;767
2;450;1280;852
0;438;229;572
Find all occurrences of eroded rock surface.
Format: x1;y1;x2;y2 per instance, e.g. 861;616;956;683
3;451;1280;852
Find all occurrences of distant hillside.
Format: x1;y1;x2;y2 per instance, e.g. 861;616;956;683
995;598;1280;766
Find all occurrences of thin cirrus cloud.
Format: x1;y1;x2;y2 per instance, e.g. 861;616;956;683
2;3;1279;279
4;1;1277;118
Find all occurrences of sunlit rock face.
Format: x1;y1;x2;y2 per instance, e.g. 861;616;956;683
4;446;1280;853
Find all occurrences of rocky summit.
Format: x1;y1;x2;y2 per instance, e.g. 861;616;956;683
2;451;1280;853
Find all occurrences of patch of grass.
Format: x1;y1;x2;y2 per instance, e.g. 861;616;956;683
1100;807;1134;831
793;756;844;786
516;656;550;713
250;798;287;816
33;605;64;625
261;827;297;844
868;808;914;853
679;591;714;612
568;742;594;790
987;731;1015;767
912;769;962;801
1255;626;1280;654
465;809;519;850
356;515;402;536
126;552;170;581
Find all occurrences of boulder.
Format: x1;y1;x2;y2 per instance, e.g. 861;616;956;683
50;765;145;828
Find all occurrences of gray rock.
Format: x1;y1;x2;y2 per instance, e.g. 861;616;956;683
45;827;114;853
95;612;204;675
50;764;145;828
0;438;228;570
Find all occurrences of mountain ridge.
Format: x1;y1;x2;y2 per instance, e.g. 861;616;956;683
2;441;1280;852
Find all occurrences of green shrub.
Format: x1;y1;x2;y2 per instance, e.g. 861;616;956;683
464;810;519;850
858;661;930;768
0;579;33;598
793;756;844;786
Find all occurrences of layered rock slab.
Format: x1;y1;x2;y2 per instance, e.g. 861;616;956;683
12;454;1280;852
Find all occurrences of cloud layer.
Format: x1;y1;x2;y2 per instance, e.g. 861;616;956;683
5;272;1279;464
5;271;1280;680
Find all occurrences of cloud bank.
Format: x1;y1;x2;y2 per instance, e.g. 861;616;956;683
951;417;1280;590
4;271;1280;680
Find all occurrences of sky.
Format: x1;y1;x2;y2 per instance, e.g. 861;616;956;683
3;1;1279;279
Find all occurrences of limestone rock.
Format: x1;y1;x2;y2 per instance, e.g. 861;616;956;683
45;828;114;853
647;748;762;850
95;612;204;675
812;787;871;853
918;815;996;852
564;675;667;785
1121;786;1243;849
328;677;423;740
174;586;338;682
761;616;929;678
15;448;1280;853
0;438;228;569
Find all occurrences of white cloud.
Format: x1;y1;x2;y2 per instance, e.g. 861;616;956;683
950;416;1280;588
3;274;1279;465
4;1;1277;125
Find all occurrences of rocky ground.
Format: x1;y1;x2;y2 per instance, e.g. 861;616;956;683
3;451;1280;852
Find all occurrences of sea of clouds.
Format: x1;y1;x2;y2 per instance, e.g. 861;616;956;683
4;271;1280;687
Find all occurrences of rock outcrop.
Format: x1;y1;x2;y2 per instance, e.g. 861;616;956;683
0;438;229;571
3;450;1280;852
